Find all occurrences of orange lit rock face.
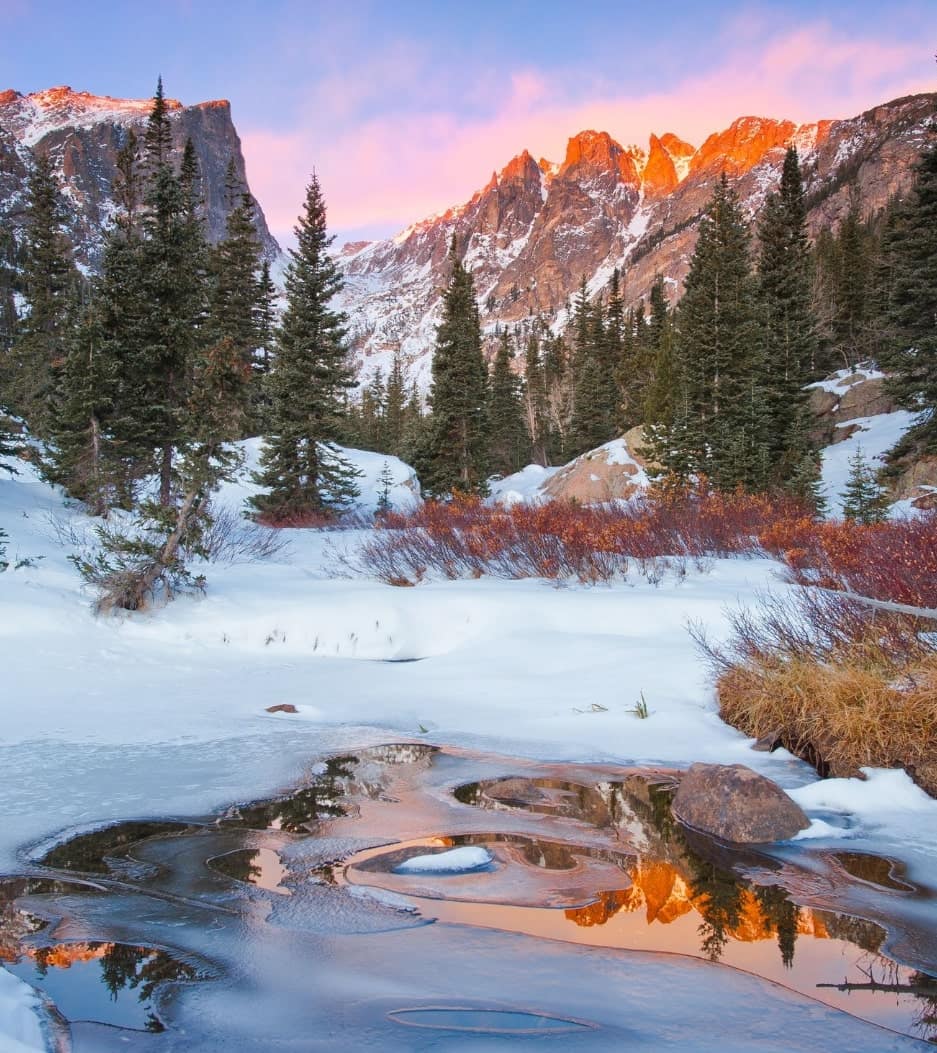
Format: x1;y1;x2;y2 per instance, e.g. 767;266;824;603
689;116;797;178
560;130;642;187
642;133;680;198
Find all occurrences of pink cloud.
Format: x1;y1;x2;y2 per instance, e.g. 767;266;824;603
241;21;936;246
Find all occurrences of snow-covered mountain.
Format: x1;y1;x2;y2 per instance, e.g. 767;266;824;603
0;86;279;271
336;91;937;386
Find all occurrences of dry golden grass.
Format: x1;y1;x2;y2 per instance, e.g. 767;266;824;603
717;648;937;797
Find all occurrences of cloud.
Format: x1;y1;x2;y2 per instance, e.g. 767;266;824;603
241;21;936;246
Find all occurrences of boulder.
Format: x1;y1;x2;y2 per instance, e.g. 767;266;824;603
542;427;654;504
672;763;810;844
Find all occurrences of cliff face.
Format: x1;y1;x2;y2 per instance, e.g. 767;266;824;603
337;91;937;385
0;86;279;270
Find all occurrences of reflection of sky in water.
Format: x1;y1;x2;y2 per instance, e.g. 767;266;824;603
209;848;292;894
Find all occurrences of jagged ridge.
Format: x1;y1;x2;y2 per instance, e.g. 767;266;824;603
337;92;937;387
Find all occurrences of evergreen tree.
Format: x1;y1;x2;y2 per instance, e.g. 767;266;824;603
375;460;394;516
487;329;529;475
208;160;263;412
415;238;489;495
652;175;767;489
250;173;359;519
0;221;18;356
252;259;277;428
6;151;80;437
542;331;571;461
117;81;208;506
383;350;408;458
523;332;549;465
642;276;677;427
840;447;889;523
758;147;818;475
47;305;119;515
880;130;937;455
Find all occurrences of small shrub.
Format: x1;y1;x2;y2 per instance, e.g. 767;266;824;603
694;588;937;795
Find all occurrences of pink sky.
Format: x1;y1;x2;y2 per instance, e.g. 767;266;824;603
240;20;936;248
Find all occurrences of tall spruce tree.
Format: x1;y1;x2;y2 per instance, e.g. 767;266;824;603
415;237;489;495
123;80;208;506
880;130;937;456
382;350;408;458
651;175;767;489
6;151;80;438
208;160;263;390
642;276;676;427
758;147;818;477
523;332;549;465
250;173;359;518
487;329;529;475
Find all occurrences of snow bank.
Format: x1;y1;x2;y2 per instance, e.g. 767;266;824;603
819;409;916;516
214;438;421;516
789;768;937;819
487;463;559;506
394;847;492;874
0;968;44;1053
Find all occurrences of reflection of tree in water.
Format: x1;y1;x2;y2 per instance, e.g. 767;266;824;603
212;850;263;885
753;885;799;969
688;859;744;962
100;942;198;1031
40;823;187;874
910;970;937;1043
31;941;198;1031
224;756;357;831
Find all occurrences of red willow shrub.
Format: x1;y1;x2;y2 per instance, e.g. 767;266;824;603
762;513;937;609
361;488;937;604
359;489;809;585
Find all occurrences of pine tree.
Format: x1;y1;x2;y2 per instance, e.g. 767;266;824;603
654;175;767;489
840;447;889;523
383;350;408;458
376;460;394;516
122;83;208;506
250;173;359;519
642;276;677;427
5;151;80;438
880;130;937;456
758;147;818;476
47;305;120;515
415;238;489;496
523;332;549;465
0;220;18;356
487;329;529;475
252;259;277;428
208;159;263;414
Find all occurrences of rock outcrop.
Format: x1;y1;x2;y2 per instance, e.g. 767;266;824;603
671;763;810;844
541;428;652;504
0;86;279;271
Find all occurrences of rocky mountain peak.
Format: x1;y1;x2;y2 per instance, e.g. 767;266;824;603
642;133;680;197
560;130;641;186
690;115;797;177
499;148;542;187
0;85;279;269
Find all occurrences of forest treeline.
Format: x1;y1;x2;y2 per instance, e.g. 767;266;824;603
0;82;935;602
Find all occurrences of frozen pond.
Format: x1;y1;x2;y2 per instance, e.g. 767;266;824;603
1;743;935;1051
